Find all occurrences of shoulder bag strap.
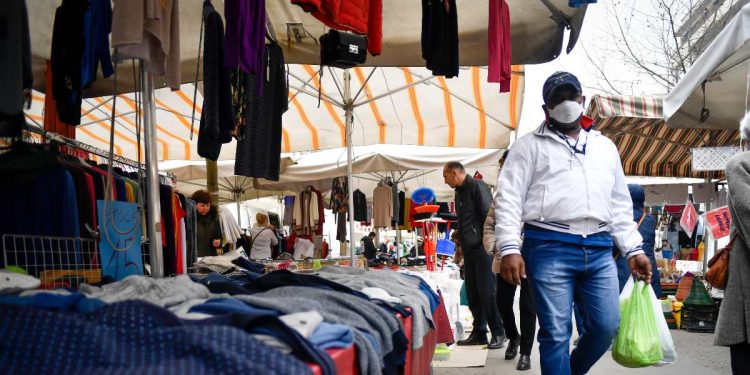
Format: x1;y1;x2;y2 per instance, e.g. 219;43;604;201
636;212;647;230
251;228;268;243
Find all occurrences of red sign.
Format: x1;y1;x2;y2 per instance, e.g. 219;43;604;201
664;204;686;214
705;206;732;239
680;202;698;237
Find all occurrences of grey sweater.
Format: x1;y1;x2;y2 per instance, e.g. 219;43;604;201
237;286;401;375
715;154;750;346
316;266;434;349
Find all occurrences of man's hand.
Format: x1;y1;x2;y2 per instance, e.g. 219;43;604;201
628;254;652;284
500;254;526;285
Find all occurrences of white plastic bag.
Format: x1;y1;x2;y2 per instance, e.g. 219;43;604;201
619;277;677;365
648;283;677;365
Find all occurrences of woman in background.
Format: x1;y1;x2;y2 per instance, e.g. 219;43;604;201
248;212;278;260
715;113;750;374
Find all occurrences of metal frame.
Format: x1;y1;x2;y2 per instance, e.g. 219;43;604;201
23;123;176;181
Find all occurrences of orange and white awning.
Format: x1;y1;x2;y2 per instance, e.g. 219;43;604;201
588;94;739;178
24;65;523;162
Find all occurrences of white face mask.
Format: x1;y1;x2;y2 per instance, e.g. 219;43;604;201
547;100;584;124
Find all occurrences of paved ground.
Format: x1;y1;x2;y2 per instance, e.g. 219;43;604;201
434;329;730;374
434;331;732;375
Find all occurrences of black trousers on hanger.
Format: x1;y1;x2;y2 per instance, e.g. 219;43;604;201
497;275;537;355
464;250;504;338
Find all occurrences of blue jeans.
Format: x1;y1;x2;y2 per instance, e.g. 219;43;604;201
522;238;620;375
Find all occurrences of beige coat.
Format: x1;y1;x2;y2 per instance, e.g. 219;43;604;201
373;185;393;228
112;0;181;90
483;202;503;273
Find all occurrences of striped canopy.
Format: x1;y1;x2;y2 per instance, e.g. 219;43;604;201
24;65;523;161
587;94;739;178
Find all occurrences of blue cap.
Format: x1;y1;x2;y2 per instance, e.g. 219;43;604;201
543;72;582;105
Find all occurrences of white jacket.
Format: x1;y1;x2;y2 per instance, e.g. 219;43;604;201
494;124;644;259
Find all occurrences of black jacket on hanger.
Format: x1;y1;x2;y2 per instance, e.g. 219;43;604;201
421;0;459;78
353;189;368;221
51;0;88;125
198;1;234;161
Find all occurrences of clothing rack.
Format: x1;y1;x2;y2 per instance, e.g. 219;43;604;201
23;123;176;182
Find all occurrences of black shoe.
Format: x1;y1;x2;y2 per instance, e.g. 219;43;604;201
505;336;521;360
457;332;488;346
487;335;506;349
517;355;531;371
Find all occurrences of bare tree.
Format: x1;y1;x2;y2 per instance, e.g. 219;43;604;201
584;0;746;95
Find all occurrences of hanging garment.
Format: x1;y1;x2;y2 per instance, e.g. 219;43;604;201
397;191;406;226
0;0;32;138
198;1;235;161
373;185;393;228
159;185;177;276
312;187;325;235
391;184;400;223
0;162;81;273
219;206;243;247
291;0;382;55
330;177;349;214
421;0;459;78
337;212;347;243
293;190;320;236
81;0;114;88
184;198;199;267
353;189;367;221
56;160;95;240
569;0;597;7
228;68;248;139
488;0;511;93
398;194;412;231
44;62;76;139
51;0;88;125
173;193;187;274
111;0;181;90
283;196;295;227
234;43;288;180
224;0;266;76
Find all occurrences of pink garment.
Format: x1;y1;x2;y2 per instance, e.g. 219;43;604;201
488;0;511;93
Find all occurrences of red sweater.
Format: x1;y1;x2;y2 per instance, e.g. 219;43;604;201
291;0;382;55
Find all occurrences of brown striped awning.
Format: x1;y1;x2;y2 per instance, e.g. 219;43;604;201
587;95;740;178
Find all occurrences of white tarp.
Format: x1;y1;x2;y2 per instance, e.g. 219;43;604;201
161;144;504;202
664;3;750;130
25;64;522;160
27;0;587;96
257;144;503;202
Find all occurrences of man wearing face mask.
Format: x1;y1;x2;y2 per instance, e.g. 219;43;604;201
493;72;653;375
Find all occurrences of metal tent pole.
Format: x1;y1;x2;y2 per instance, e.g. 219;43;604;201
141;65;164;278
344;70;357;266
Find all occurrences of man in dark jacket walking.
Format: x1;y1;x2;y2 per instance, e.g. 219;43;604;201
616;184;661;296
444;161;506;349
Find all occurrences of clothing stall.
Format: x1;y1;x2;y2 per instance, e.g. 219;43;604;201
1;0;594;374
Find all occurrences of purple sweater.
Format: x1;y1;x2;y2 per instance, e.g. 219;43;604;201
224;0;266;75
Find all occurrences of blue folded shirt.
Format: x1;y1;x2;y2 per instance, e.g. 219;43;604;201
309;322;354;350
